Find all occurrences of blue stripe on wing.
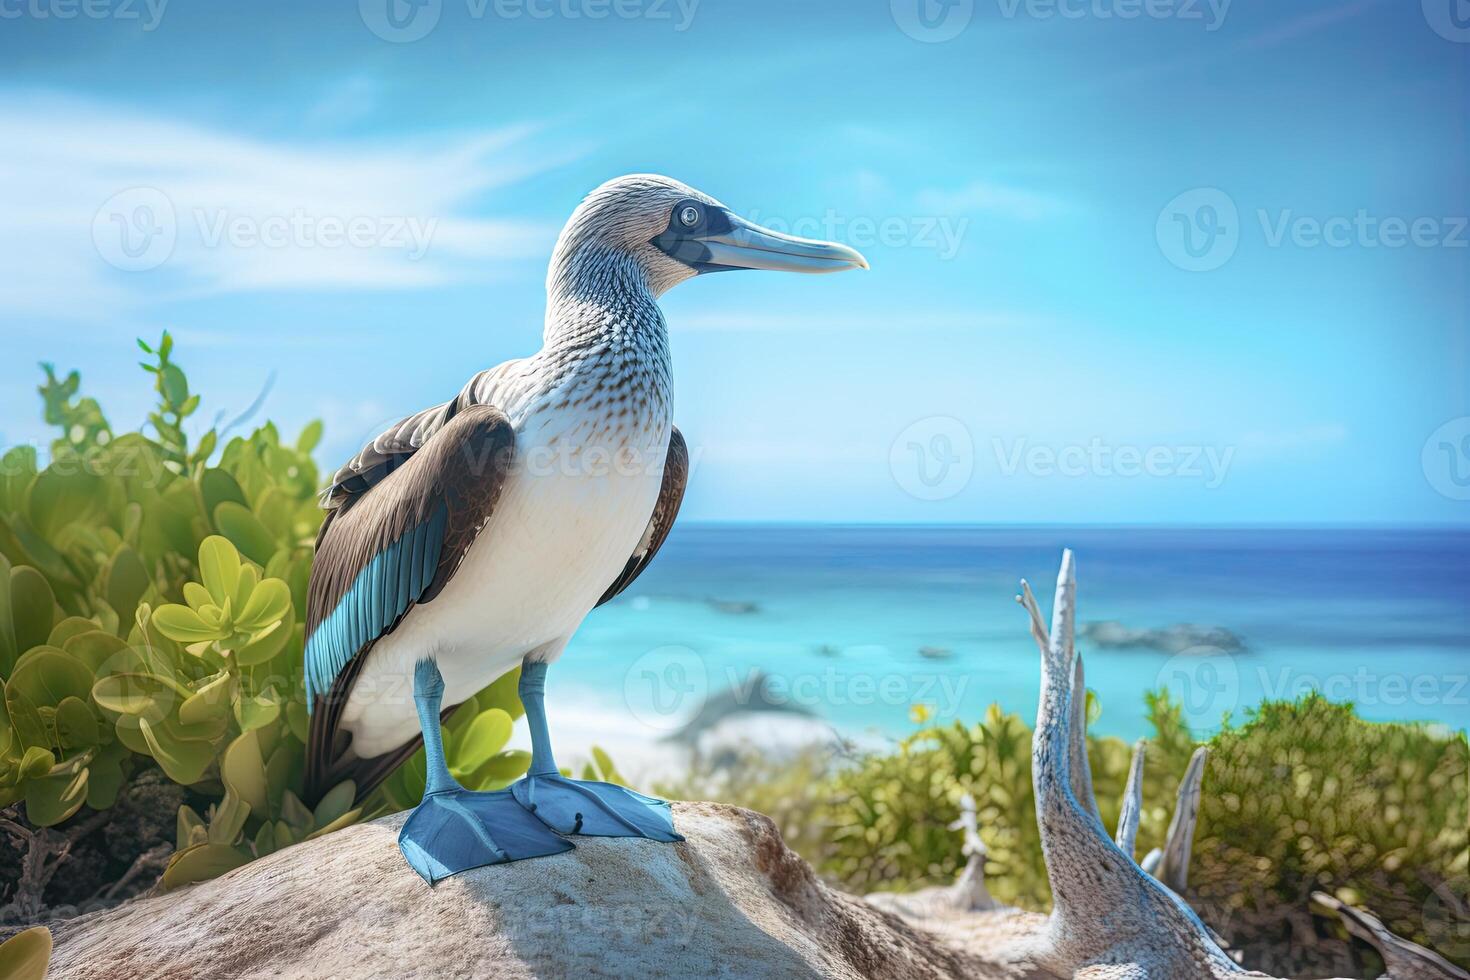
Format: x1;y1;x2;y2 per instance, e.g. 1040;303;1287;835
304;502;450;712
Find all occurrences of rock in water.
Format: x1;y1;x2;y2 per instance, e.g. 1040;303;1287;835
46;803;990;980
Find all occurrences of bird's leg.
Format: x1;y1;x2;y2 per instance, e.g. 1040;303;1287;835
511;657;683;843
519;659;560;777
416;658;461;796
397;659;573;884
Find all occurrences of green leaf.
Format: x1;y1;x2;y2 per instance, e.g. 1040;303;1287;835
304;807;361;842
199;469;248;518
55;696;99;748
161;843;248;890
7;646;94;709
19;745;56;780
235;578;291;633
91;673;182;719
103;546;151;622
207;791;251;846
452;708;513;772
467;750;532;790
296;420;323;454
27;469;105;541
231;564;259;612
252;820;277;858
139;716;215;784
312;779;356;828
233;623;283;666
177;804;207;851
0;926;53;980
192;429;217;463
252;488;292;541
279;790;313;833
84;742;127;810
63;630;129;673
161;363;189;407
591;746;624;786
198;535;242;607
0;553;15;675
178;671;233;727
0;447;39;514
25;765;88;826
234;688;281;732
10;565;58;655
7;690;49;751
285;699;309;742
47;616;98;649
151;603;223;644
221;729;268;813
479;666;525;721
213;502;278;566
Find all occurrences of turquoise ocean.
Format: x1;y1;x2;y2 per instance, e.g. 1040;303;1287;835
555;526;1469;746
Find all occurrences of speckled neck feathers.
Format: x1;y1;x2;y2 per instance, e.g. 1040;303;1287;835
529;244;673;432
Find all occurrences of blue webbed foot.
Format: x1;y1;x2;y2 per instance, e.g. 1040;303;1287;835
511;775;683;842
399;788;574;885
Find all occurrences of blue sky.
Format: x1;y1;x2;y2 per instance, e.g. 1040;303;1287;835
1;0;1466;524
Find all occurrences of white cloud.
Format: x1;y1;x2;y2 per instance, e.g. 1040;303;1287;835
0;92;573;322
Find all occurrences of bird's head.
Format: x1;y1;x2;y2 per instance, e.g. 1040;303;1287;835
548;174;868;299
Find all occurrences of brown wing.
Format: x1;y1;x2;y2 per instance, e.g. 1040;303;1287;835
596;427;689;607
303;404;515;805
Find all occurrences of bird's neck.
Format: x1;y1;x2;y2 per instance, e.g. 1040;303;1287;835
542;248;669;363
537;248;672;416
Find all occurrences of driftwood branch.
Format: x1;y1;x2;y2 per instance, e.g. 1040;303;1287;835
872;552;1468;978
1313;892;1469;980
1140;746;1208;895
0;809;109;923
1115;740;1146;858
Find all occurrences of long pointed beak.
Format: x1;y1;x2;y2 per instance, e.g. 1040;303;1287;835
699;214;869;274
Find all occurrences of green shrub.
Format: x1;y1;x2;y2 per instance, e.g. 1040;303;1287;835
0;335;531;907
700;691;1467;975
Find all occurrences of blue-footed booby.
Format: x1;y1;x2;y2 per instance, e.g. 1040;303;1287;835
302;174;867;883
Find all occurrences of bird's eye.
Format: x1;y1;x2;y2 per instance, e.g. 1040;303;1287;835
678;205;701;228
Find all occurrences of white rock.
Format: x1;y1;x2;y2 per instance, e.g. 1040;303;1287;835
47;803;998;980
